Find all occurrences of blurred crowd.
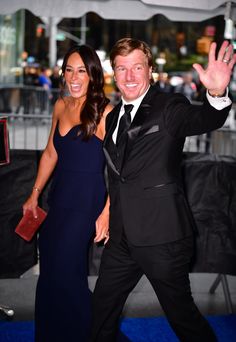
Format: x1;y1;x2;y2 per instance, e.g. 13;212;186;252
0;65;61;115
153;71;200;101
0;67;235;148
23;65;60;97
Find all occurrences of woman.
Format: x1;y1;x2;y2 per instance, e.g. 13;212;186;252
23;45;112;341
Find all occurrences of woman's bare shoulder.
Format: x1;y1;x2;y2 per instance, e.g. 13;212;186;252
54;97;66;110
53;97;67;119
98;103;113;138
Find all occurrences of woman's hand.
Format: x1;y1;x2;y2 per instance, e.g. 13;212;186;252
23;192;39;218
94;209;109;245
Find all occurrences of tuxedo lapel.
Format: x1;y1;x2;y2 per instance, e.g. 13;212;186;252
104;86;159;174
103;102;122;175
130;86;157;128
124;86;157;161
103;102;121;147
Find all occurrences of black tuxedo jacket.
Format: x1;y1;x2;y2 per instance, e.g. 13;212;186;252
103;86;230;246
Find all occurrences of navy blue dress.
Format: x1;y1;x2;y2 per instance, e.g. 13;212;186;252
35;123;107;342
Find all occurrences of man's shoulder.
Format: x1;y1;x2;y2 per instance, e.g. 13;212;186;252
145;85;174;103
109;101;122;115
105;102;121;126
145;87;190;114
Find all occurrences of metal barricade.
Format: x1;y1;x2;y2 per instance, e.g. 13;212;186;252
7;113;52;150
0;85;60;116
0;85;59;150
211;128;236;156
1;86;236;154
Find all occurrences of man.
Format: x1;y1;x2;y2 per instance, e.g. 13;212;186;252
91;38;236;342
174;72;198;101
154;72;174;93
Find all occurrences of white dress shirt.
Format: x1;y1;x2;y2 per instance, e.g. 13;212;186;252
206;88;231;110
112;87;150;143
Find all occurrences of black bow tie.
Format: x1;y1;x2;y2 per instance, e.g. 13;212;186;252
116;104;134;146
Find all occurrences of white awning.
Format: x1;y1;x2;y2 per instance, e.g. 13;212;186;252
1;0;236;22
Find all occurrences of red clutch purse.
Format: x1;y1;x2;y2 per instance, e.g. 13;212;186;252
15;207;47;241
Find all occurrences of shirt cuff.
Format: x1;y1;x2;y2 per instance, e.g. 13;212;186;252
206;88;232;110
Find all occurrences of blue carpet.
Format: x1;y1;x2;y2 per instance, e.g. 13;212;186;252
0;315;235;341
120;315;236;341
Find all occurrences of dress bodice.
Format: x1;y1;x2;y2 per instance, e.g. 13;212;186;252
54;123;105;173
48;123;106;211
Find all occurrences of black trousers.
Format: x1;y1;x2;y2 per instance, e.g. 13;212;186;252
90;232;217;342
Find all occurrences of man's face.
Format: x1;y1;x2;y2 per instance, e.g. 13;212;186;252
113;49;152;102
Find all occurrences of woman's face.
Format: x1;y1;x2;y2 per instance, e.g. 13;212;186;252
64;52;90;99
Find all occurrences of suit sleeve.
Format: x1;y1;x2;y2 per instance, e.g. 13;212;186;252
163;93;231;138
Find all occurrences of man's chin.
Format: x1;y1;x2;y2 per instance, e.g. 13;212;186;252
122;93;139;102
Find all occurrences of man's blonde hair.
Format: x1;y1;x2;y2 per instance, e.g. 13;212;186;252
110;38;153;69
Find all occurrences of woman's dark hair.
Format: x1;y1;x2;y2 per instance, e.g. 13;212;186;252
61;44;109;139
